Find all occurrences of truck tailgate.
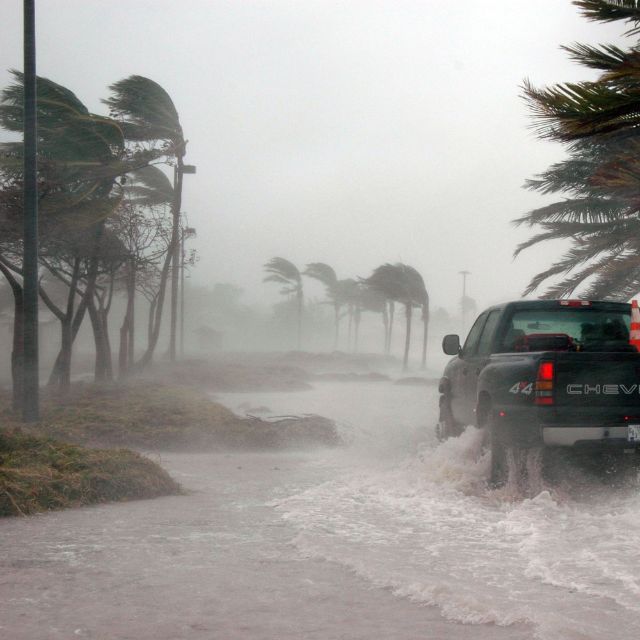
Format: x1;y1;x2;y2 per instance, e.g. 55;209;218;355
554;352;640;408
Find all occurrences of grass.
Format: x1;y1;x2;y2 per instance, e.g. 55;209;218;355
0;428;182;517
0;381;341;451
0;380;340;517
34;383;244;450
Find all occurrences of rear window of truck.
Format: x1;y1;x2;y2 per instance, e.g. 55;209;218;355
499;308;632;353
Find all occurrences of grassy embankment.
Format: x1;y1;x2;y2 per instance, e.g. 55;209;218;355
0;381;340;517
0;429;181;517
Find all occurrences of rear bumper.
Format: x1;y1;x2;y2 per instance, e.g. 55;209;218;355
542;425;633;447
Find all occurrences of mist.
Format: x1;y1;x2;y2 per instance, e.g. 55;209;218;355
3;3;640;640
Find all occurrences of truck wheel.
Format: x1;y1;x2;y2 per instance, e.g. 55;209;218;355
436;396;460;441
487;411;507;488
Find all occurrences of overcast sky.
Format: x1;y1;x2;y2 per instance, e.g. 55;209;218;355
0;1;628;313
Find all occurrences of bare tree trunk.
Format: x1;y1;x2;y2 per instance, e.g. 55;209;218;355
296;289;303;350
12;291;24;411
354;306;361;353
118;261;135;378
347;304;353;352
333;304;340;350
402;302;412;372
387;301;395;355
88;298;113;383
381;304;389;355
0;261;24;410
128;264;135;365
54;257;82;393
137;245;172;369
421;301;429;371
118;320;129;378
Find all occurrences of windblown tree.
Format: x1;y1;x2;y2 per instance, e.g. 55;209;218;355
357;283;389;354
0;71;131;393
104;75;189;363
304;263;343;349
336;278;360;352
402;265;430;370
518;1;640;298
363;263;419;371
117;165;174;372
263;258;304;348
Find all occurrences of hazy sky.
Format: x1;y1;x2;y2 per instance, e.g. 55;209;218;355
0;1;628;313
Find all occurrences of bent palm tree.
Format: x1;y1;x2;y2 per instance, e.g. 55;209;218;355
363;263;416;370
264;257;304;348
358;283;389;354
104;75;188;362
402;265;430;370
0;71;128;393
304;262;343;349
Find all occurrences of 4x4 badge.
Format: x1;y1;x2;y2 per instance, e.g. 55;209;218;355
509;382;533;395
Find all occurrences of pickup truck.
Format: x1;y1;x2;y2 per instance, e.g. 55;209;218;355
438;299;640;485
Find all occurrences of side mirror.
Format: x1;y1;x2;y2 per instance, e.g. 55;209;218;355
442;334;461;356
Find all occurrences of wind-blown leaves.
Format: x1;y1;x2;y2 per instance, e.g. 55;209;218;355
304;263;338;289
123;165;174;207
517;7;640;300
263;257;302;295
103;75;184;154
0;70;124;167
574;1;640;34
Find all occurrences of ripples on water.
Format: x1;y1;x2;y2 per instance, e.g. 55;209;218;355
228;383;640;640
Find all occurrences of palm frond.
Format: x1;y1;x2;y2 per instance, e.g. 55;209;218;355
103;75;184;149
574;0;640;35
303;262;338;288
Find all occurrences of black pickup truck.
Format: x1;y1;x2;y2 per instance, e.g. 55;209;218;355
438;299;640;485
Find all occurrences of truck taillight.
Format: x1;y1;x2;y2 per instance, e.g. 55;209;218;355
559;300;592;307
535;361;554;405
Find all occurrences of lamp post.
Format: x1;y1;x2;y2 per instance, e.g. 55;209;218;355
22;0;39;422
459;270;471;335
180;225;196;358
169;162;196;362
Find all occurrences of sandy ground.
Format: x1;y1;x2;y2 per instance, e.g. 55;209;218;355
0;450;531;640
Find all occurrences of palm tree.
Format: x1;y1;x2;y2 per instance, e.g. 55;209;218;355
363;263;418;371
104;75;188;363
0;71;127;393
402;265;430;370
264;257;304;348
336;278;360;351
517;3;640;299
304;263;343;349
357;283;389;354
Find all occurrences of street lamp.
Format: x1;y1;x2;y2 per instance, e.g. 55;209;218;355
180;225;197;358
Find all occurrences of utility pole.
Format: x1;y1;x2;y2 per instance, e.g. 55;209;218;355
179;225;196;358
22;0;39;422
459;270;471;335
169;162;195;362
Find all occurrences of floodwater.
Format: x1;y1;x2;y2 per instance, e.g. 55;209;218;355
2;381;640;639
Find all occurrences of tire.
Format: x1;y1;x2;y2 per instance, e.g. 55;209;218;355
483;409;508;488
436;395;460;441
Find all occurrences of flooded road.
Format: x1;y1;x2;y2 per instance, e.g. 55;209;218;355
2;381;640;639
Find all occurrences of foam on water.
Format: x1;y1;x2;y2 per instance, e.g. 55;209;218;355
274;426;640;639
219;382;640;639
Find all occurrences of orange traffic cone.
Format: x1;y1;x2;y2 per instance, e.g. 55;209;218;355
631;300;640;350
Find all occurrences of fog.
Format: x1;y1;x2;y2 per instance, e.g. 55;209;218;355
5;4;640;640
0;1;627;318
